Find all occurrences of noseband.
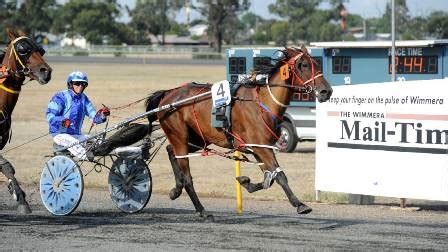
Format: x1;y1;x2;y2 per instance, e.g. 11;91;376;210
266;50;323;107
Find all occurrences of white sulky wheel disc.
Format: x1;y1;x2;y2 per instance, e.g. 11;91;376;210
40;155;84;216
108;157;152;213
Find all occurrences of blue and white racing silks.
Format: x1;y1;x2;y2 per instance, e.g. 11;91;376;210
46;89;99;136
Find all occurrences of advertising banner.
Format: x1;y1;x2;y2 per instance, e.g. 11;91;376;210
316;79;448;201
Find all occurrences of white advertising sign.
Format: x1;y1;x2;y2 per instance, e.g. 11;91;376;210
316;79;448;201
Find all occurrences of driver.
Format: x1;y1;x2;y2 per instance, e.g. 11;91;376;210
46;71;110;160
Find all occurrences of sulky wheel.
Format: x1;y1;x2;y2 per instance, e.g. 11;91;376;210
108;157;152;213
40;155;84;216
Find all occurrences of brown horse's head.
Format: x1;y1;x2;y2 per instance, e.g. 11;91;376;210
280;46;332;102
2;29;52;84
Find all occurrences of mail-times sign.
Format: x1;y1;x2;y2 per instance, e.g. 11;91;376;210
316;79;448;201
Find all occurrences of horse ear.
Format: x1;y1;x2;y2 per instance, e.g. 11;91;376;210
300;44;308;54
285;47;296;58
6;28;20;41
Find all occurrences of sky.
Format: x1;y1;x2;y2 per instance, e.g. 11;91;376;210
117;0;448;23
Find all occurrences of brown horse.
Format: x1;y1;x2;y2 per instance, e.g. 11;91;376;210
145;46;332;219
0;29;52;213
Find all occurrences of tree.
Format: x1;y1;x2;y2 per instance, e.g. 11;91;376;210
129;0;183;45
269;0;319;42
193;0;250;52
426;11;448;39
1;0;57;40
270;21;289;46
0;0;15;43
52;0;128;45
376;0;409;37
252;20;274;45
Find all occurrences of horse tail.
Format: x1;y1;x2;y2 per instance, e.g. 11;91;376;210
145;90;168;123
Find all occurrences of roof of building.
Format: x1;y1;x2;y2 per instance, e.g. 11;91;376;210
310;40;448;48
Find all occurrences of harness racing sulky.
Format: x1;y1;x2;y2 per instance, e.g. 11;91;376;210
40;113;168;215
0;29;52;214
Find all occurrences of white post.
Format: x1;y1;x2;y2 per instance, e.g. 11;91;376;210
391;0;396;82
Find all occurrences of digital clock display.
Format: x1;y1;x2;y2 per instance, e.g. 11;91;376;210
389;56;438;74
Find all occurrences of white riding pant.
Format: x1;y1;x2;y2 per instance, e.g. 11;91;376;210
53;134;89;160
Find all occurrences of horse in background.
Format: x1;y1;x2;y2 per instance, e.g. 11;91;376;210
0;29;52;213
145;46;332;219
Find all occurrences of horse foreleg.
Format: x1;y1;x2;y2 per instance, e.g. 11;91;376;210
249;148;312;214
236;176;263;193
275;171;312;214
166;145;184;200
0;155;31;214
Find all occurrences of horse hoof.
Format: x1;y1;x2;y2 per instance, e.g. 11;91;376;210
18;203;32;214
169;188;182;200
236;176;250;185
205;214;215;222
297;204;312;214
198;212;214;222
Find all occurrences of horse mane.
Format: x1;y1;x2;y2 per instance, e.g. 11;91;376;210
1;28;22;63
238;48;296;85
253;49;288;76
145;90;169;122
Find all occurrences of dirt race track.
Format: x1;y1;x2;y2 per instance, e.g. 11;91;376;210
1;184;448;251
0;58;447;250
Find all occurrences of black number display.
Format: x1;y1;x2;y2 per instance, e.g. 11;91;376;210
253;57;271;70
332;56;351;74
229;57;246;74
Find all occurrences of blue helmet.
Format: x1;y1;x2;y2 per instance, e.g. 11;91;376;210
66;71;88;87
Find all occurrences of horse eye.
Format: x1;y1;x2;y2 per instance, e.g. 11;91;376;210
16;43;31;56
302;63;309;68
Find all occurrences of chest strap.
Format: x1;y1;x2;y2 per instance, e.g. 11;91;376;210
0;65;20;94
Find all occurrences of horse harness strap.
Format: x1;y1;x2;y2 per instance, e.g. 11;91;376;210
0;65;19;94
10;36;27;70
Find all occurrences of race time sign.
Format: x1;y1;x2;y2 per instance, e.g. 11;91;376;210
316;79;448;201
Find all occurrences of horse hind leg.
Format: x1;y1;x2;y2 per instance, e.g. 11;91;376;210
166;144;184;200
170;145;213;221
0;155;31;214
180;159;213;221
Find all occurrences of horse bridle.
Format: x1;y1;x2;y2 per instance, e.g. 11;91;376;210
266;50;323;108
285;51;323;93
7;36;45;80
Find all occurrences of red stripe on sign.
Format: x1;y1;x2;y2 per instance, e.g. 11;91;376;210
327;111;339;116
386;113;448;121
